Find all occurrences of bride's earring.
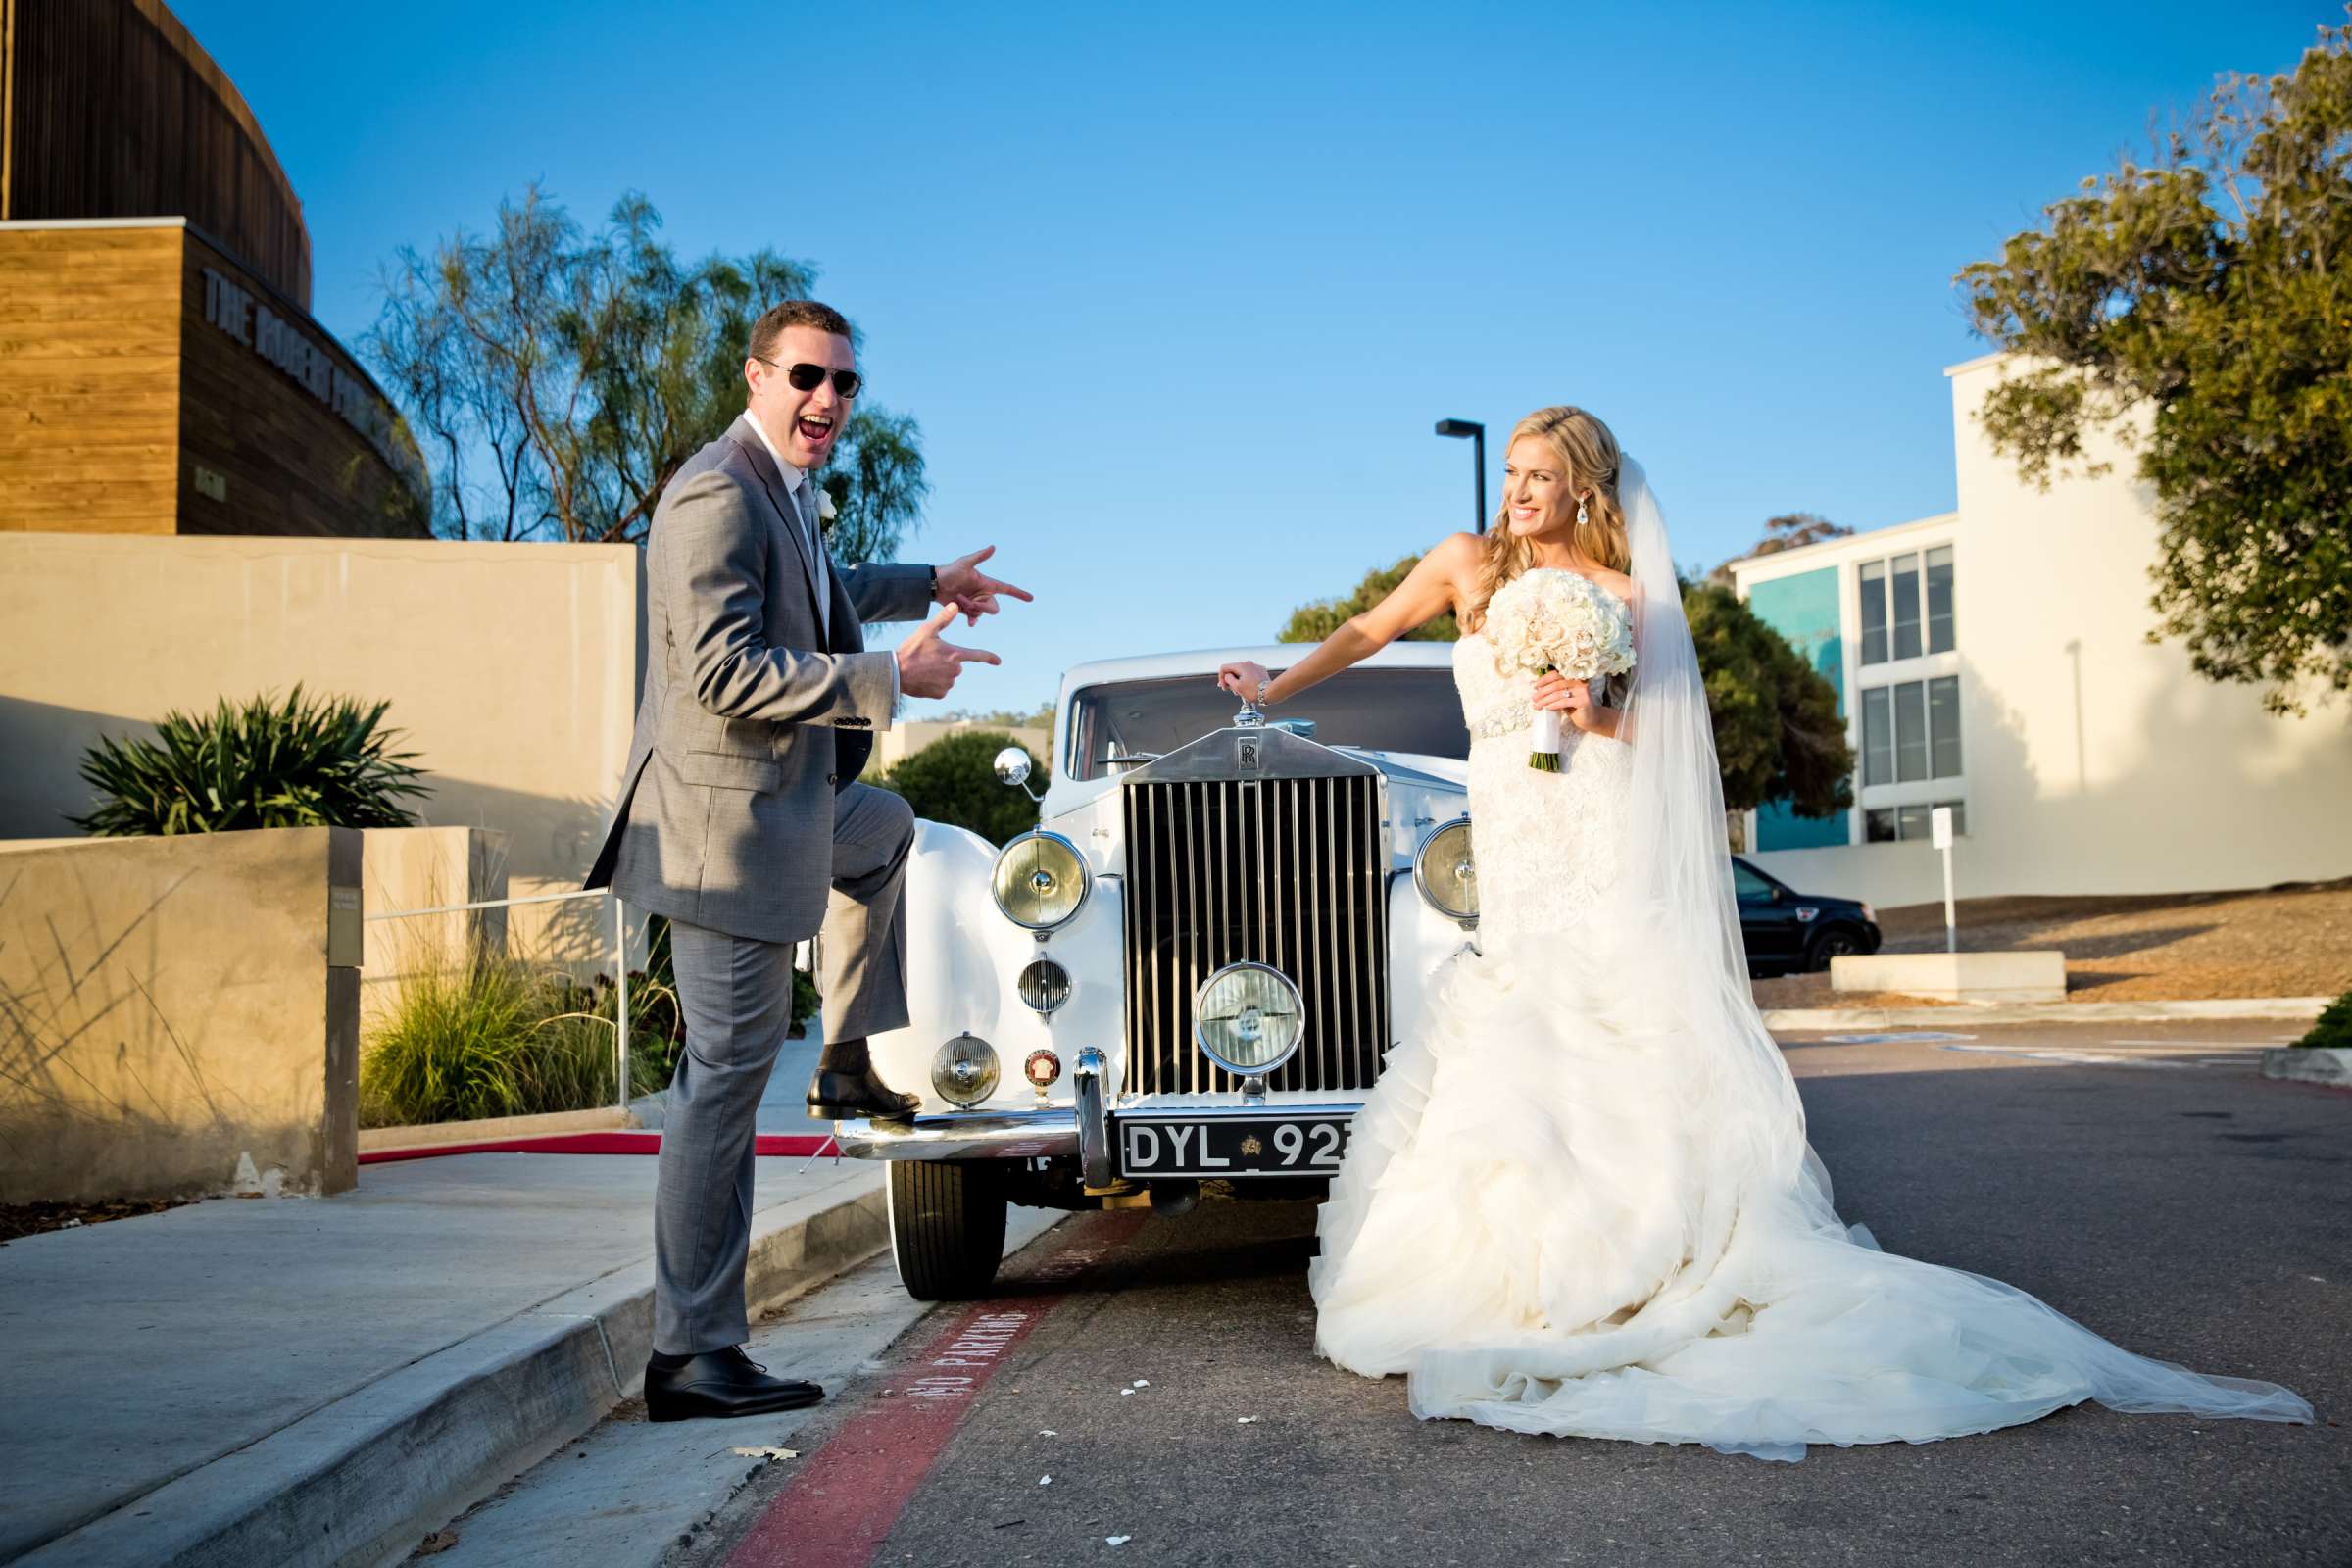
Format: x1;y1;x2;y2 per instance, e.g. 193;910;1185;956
1576;495;1591;529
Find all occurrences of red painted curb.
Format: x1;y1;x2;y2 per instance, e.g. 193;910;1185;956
727;1211;1149;1568
357;1131;838;1164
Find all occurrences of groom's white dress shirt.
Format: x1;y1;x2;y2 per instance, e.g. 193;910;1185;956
736;411;899;702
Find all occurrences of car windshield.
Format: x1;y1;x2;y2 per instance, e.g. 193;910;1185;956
1062;667;1468;781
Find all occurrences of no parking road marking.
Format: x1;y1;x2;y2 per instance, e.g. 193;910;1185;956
728;1211;1146;1568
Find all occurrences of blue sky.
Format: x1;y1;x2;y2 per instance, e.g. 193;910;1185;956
177;0;2331;717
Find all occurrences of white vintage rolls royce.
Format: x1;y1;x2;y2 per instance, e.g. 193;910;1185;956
838;643;1480;1299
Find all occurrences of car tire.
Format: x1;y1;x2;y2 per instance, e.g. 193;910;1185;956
1804;926;1867;973
888;1159;1007;1300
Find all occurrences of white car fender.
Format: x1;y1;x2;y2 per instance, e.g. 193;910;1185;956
861;818;1126;1113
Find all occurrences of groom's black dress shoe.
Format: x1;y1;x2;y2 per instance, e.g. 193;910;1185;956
807;1037;920;1121
644;1347;823;1422
807;1065;920;1121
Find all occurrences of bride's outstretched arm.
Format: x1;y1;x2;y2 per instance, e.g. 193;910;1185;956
1216;533;1480;706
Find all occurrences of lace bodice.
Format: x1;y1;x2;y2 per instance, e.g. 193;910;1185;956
1453;621;1635;946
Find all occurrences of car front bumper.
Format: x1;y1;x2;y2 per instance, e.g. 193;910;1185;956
833;1108;1080;1162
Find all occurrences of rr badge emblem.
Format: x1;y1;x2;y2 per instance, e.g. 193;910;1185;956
1237;738;1260;771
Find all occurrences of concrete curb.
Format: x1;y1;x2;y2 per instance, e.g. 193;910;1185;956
1763;996;2332;1030
14;1171;889;1568
2263;1046;2352;1087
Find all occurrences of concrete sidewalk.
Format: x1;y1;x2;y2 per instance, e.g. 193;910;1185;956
1759;994;2331;1031
0;1132;887;1568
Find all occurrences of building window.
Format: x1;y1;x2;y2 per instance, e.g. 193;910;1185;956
1894;681;1928;781
1857;545;1954;665
1925;545;1955;653
1859;676;1963;785
1861;687;1893;786
1866;800;1967;843
1928;674;1961;778
1858;560;1887;664
1891;552;1923;660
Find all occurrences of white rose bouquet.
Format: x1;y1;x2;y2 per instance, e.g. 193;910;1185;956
1484;569;1637;771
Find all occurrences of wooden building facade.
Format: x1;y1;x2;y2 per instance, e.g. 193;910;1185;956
0;0;428;538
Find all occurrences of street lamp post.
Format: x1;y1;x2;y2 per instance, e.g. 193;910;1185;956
1434;418;1486;532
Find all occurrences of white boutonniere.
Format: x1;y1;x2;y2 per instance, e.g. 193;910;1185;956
816;486;839;523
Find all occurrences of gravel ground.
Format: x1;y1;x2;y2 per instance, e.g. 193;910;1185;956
1753;877;2352;1010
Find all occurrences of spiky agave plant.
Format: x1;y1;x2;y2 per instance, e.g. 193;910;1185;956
71;685;429;836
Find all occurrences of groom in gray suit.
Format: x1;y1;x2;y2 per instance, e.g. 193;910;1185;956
585;298;1029;1420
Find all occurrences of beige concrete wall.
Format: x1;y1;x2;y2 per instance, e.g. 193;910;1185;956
359;826;510;1032
870;719;1052;776
0;827;361;1203
0;530;642;964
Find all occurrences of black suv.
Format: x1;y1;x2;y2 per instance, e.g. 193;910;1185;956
1733;857;1882;977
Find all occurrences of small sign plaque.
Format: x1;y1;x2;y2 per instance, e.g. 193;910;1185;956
1930;807;1954;851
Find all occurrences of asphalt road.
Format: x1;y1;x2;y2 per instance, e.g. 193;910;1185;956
563;1019;2347;1568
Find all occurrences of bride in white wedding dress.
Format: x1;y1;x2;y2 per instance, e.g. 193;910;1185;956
1214;406;2311;1461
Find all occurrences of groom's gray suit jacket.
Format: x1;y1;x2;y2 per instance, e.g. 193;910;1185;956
585;423;933;943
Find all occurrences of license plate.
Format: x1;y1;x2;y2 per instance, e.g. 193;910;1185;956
1116;1115;1351;1178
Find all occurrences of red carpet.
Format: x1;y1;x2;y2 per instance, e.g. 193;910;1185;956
358;1130;838;1164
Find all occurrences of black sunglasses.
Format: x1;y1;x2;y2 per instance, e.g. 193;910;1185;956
755;356;861;399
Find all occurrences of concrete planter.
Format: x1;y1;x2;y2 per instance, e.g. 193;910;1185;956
2262;1047;2352;1087
357;1105;635;1153
1831;950;2068;1004
0;827;363;1202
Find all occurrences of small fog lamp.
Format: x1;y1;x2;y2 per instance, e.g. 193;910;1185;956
930;1033;1001;1109
1018;956;1071;1014
1193;962;1305;1076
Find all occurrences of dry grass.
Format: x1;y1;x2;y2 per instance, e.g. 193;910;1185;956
0;1197;189;1244
1750;877;2352;1009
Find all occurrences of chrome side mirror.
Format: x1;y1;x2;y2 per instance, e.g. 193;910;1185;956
994;746;1044;801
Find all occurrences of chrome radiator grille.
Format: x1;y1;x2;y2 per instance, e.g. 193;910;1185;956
1120;774;1390;1095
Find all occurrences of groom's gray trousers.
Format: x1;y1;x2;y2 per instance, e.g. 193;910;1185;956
653;781;913;1353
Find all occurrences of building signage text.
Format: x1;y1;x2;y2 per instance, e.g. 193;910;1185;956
201;268;428;501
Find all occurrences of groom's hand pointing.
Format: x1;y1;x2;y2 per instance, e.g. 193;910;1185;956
896;604;1000;699
936;546;1034;626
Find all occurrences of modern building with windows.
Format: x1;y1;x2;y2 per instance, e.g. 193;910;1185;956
1726;353;2352;909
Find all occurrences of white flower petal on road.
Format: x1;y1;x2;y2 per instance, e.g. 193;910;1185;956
1132;1379;1151;1388
1039;1475;1053;1486
730;1446;799;1461
1039;1429;1057;1437
1118;1387;1135;1396
1106;1537;1132;1546
1236;1416;1258;1424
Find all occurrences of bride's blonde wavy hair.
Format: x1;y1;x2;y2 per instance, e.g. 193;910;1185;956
1461;405;1631;634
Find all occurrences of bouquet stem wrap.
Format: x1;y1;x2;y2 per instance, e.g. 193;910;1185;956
1530;664;1564;771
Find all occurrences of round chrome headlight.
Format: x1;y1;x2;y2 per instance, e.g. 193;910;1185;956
931;1033;1001;1108
1018;956;1071;1014
1413;815;1479;923
1193;962;1305;1076
991;831;1090;930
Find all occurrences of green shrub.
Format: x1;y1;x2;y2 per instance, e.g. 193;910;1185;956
877;729;1042;846
359;956;673;1128
2293;990;2352;1050
74;685;428;836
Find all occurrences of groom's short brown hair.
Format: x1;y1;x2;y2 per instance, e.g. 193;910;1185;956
749;299;853;361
